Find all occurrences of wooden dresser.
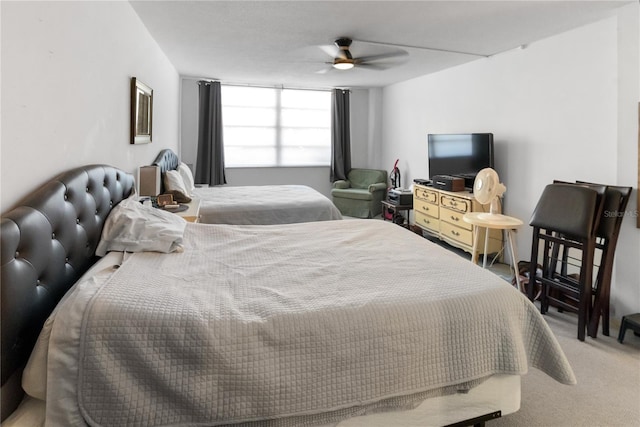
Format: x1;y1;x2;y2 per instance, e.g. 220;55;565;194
413;184;502;256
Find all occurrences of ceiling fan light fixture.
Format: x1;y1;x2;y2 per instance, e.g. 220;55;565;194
333;61;355;70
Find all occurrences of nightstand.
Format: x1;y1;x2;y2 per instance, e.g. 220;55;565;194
176;198;201;223
381;200;413;229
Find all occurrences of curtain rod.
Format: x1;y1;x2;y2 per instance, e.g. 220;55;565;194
181;75;347;92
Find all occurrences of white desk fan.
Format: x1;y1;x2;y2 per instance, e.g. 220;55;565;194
465;169;524;287
473;168;508;221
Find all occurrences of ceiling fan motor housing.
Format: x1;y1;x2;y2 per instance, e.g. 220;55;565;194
335;37;353;48
335;38;354;61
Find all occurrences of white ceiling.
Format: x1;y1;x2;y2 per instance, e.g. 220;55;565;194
130;0;631;89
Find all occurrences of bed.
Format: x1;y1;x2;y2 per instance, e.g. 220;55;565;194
151;149;343;224
1;165;576;426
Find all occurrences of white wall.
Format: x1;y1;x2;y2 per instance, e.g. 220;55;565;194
380;9;640;318
350;89;371;169
1;1;180;213
179;79;371;197
612;4;640;318
366;88;384;170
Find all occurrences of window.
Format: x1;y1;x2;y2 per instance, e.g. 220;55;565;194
221;85;331;167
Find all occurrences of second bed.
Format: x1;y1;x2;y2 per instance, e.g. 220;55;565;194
151;149;343;224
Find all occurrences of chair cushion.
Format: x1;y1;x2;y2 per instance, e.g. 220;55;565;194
530;184;598;239
347;169;387;189
331;188;374;201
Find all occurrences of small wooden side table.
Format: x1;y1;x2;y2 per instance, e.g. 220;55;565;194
176;198;201;223
381;200;413;229
463;212;524;292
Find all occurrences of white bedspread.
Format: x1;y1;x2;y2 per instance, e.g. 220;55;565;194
193;185;342;224
40;220;574;426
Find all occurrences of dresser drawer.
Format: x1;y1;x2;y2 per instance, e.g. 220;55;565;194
414;187;438;203
440;195;470;213
414;199;439;218
440;207;472;231
415;211;439;234
440;221;473;247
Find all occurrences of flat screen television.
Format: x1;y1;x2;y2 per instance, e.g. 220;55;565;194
427;133;494;182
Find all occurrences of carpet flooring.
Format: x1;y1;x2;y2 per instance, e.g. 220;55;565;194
351;220;639;425
491;307;640;427
415;226;640;426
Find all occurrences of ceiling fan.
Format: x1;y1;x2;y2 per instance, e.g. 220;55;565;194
318;37;409;71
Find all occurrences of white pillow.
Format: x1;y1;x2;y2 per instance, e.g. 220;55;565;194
96;197;186;256
164;170;190;195
177;163;196;194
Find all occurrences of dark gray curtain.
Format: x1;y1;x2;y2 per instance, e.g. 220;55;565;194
330;89;351;182
195;81;226;185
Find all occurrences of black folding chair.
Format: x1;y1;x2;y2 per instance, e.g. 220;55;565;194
528;184;602;341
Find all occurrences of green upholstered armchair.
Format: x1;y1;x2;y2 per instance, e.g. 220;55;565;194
331;168;388;218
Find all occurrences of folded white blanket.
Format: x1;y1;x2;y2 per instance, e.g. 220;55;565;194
96;197;186;255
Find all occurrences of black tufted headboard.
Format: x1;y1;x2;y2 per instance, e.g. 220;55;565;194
152;149;180;174
0;165;134;420
151;149;180;194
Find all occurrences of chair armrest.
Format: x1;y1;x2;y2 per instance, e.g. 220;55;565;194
333;180;351;189
368;182;388;193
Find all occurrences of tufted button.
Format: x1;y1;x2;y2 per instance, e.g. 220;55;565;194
65;257;69;263
64;194;68;201
52;232;56;239
109;201;113;207
95;210;99;215
36;279;41;285
86;187;90;192
76;218;80;224
15;251;19;258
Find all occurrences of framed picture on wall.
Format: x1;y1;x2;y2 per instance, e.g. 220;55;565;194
131;77;153;144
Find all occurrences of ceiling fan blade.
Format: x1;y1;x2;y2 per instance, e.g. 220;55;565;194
357;50;408;63
355;63;387;71
315;67;332;74
318;44;339;58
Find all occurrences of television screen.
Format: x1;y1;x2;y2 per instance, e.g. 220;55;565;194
427;133;494;181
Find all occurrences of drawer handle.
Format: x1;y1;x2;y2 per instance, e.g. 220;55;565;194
422;206;430;211
450;230;460;236
423;219;430;224
450;215;459;221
